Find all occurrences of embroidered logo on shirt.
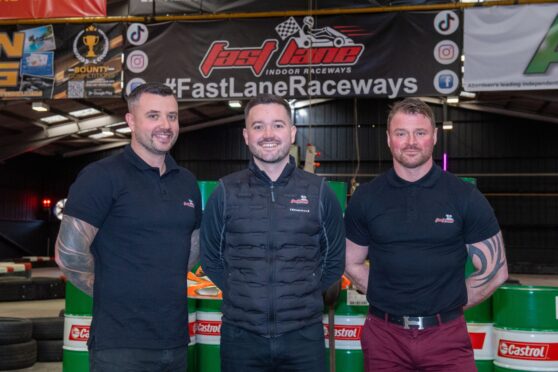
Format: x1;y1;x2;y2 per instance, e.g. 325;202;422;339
183;199;195;208
434;214;454;224
290;194;309;205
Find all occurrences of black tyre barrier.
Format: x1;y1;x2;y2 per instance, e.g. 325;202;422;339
37;339;63;362
31;317;64;340
0;317;33;345
0;277;35;301
31;277;66;300
0;340;37;370
59;308;65;317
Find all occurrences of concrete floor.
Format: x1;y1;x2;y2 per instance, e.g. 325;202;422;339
1;268;556;372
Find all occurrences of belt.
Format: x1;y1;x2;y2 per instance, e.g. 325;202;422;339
369;306;462;330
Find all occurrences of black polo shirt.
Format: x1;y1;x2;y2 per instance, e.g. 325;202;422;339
345;164;499;316
65;145;201;350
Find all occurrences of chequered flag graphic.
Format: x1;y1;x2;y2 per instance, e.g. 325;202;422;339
275;17;300;40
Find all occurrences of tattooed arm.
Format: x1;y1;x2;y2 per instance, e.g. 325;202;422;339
55;215;98;296
188;229;200;272
465;231;508;309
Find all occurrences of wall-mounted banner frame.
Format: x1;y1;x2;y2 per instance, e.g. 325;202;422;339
464;4;558;92
124;12;462;100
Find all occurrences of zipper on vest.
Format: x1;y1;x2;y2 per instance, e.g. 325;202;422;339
270;184;276;202
268;183;276;336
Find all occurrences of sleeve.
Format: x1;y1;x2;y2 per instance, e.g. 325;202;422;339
63;162;114;228
319;181;346;291
344;185;371;246
463;187;501;244
200;183;226;290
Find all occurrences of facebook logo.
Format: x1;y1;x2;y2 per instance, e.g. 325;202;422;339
433;70;458;94
438;74;454;89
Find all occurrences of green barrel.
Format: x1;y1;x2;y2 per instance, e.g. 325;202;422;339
476;360;494;372
196;298;222;372
461;177;477;186
63;282;93;372
198;181;219;210
465;257;495;367
188;297;197;372
324;289;368;372
327;181;347;212
493;285;558;371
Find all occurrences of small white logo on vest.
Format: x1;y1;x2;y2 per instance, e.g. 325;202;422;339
290;195;309;205
183;199;195;208
290;208;310;213
434;214;454;224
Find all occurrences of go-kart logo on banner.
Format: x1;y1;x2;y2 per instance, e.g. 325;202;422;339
199;16;365;78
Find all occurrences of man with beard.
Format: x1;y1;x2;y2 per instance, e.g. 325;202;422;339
344;98;508;371
55;82;201;371
200;94;345;372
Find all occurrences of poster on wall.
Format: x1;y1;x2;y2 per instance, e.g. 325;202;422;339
0;23;123;99
463;4;558;91
124;11;462;100
0;0;106;19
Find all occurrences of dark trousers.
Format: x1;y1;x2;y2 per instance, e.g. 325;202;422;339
89;346;188;372
360;313;476;372
220;322;326;372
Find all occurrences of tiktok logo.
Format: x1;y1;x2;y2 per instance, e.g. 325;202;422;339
127;23;149;46
434;11;459;35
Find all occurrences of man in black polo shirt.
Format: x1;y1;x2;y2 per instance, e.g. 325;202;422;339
55;83;201;371
344;98;508;371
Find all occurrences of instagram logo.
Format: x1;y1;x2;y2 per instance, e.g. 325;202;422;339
126;50;148;73
434;40;458;65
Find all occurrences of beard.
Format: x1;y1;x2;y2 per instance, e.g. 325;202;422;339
248;139;291;164
392;145;433;169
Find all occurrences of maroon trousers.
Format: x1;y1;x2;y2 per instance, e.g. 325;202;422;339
360;312;477;372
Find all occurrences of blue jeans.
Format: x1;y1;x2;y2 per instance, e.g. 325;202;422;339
220;322;326;372
89;346;188;372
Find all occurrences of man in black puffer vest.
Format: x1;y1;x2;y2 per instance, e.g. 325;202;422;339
201;94;345;372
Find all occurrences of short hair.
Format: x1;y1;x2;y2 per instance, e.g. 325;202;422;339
126;82;175;111
387;98;435;130
244;94;292;124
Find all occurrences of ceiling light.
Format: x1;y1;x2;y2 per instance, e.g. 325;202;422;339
459;91;476;99
40;114;67;124
69;108;101;118
443;121;454;130
106;121;127;127
89;128;114;139
446;96;459;104
32;102;49;112
116;127;132;134
228;100;242;108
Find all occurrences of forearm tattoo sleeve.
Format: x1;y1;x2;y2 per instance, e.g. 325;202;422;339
55;216;98;295
466;232;506;288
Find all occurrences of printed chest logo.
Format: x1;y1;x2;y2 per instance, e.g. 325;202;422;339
199;16;365;78
290;194;311;213
183;199;195;208
434;214;454;224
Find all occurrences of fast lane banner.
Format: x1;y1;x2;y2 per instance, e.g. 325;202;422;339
124;12;462;100
0;0;106;19
463;4;558;92
0;23;123;99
